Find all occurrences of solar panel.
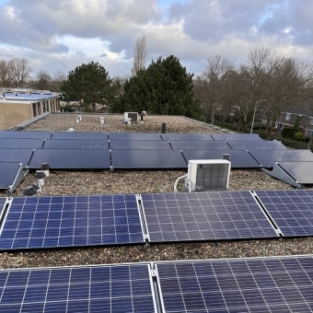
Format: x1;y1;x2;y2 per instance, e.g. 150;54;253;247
141;191;278;242
0;138;44;149
0;194;144;250
227;140;287;150
111;150;187;169
28;149;111;169
0;163;21;190
277;161;313;184
110;140;172;150
249;149;313;168
52;131;108;140
0;263;156;313
43;139;109;150
161;133;214;141
256;189;313;237
109;133;162;140
182;150;261;168
0;197;7;220
0;131;51;139
170;141;231;150
212;133;263;140
0;148;33;167
156;255;313;313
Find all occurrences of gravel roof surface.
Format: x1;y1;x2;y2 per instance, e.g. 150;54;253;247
1;113;312;269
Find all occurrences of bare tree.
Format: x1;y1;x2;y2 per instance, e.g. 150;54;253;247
0;60;12;87
51;71;66;91
11;58;32;88
131;36;147;76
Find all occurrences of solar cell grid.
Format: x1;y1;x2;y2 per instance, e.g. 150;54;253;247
43;139;109;149
109;133;162;141
0;131;51;139
0;264;156;313
52;131;108;140
156;255;313;313
256;189;313;237
170;141;231;150
142;191;278;242
227;140;287;150
0;194;144;250
161;133;214;141
0;138;44;149
110;140;171;150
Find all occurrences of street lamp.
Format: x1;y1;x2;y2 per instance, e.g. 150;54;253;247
250;99;267;134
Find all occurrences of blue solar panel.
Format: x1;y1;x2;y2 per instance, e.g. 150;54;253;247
161;133;214;141
278;161;313;184
256;190;313;237
28;149;111;169
0;194;144;250
170;141;231;150
0;264;156;313
227;140;287;150
0;138;44;149
43;139;109;149
111;150;187;169
0;131;51;139
212;134;263;140
0;197;7;221
52;132;108;140
0;163;20;190
156;255;313;313
142;191;278;242
109;133;162;140
110;140;172;150
182;150;261;168
0;148;33;167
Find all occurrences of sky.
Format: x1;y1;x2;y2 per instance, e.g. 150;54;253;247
0;0;312;79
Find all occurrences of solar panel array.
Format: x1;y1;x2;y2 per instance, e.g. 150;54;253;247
0;264;156;313
156;255;313;313
0;194;144;250
142;191;278;242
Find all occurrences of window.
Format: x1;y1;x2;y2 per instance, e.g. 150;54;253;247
310;119;313;126
285;113;290;121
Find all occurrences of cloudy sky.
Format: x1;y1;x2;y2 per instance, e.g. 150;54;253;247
0;0;312;79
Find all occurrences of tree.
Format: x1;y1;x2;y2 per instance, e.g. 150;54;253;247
61;61;113;112
0;60;13;87
131;36;147;76
114;55;201;118
51;71;66;92
32;70;52;90
11;58;31;88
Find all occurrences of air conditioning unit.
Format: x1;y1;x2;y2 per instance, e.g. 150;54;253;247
124;112;138;123
187;159;231;192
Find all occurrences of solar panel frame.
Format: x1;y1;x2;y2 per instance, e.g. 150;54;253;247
51;131;108;140
0;138;44;149
227;140;287;150
161;133;214;141
212;133;263;141
0;263;157;313
255;189;313;237
141;191;278;243
170;141;231;150
0;131;51;139
0;148;34;167
43;139;109;150
278;161;313;184
109;133;162;141
0;194;145;250
156;255;313;313
0;163;21;190
110;140;172;150
0;197;7;221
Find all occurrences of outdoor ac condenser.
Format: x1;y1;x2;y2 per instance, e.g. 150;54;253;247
124;112;138;123
187;159;231;192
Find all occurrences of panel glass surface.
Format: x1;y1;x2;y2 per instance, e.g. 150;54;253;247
28;149;110;169
110;140;171;150
109;133;162;141
212;134;262;140
161;134;213;141
0;138;44;149
157;255;313;313
278;161;313;184
112;150;187;169
0;264;156;313
0;197;6;220
171;141;231;150
0;162;20;189
0;131;51;139
0;149;34;167
52;132;108;140
249;149;313;168
227;140;287;150
182;150;261;168
44;139;109;150
142;191;278;242
256;189;313;237
0;194;144;250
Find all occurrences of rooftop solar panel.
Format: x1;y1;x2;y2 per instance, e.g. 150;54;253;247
0;163;21;190
110;140;172;150
0;148;33;167
0;263;156;313
256;189;313;237
182;150;261;168
111;150;187;169
170;141;231;150
51;132;108;140
0;194;144;250
277;161;313;184
161;133;214;141
43;139;109;150
0;197;7;220
212;133;263;140
142;191;278;242
249;149;313;168
0;131;51;139
0;138;44;149
109;133;162;140
156;255;313;313
227;140;287;150
28;149;110;169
